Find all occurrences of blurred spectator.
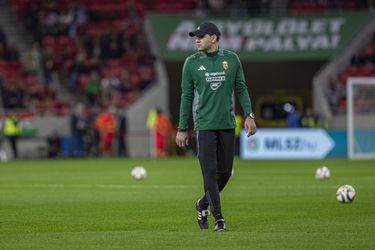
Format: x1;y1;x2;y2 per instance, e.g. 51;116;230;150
70;103;87;156
116;110;128;157
22;2;41;38
124;0;143;22
26;85;43;107
23;42;42;75
90;37;102;59
116;68;133;94
68;44;87;89
86;71;101;105
47;130;61;158
104;40;122;60
285;104;301;128
101;72;121;90
301;107;326;128
68;2;88;36
95;106;117;156
85;105;101;156
2;80;24;109
3;115;21;159
41;47;55;85
156;108;172;158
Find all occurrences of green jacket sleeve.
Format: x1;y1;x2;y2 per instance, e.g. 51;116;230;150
178;58;194;131
234;54;253;117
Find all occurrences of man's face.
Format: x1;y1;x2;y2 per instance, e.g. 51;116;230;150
195;34;215;51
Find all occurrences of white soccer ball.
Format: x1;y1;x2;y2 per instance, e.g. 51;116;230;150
336;184;356;203
131;166;147;180
315;166;330;180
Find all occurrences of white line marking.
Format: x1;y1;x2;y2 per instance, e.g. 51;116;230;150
0;184;199;189
0;183;340;190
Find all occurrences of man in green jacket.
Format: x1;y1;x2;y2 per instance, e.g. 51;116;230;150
176;22;257;231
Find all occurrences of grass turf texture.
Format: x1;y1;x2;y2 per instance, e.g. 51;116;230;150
0;158;374;250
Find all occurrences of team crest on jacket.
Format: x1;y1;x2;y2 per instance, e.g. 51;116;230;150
222;61;228;70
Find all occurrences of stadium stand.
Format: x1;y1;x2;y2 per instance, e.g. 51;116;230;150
7;0;159;111
1;0;374;158
3;0;372;117
330;32;375;114
0;23;69;116
288;0;375;14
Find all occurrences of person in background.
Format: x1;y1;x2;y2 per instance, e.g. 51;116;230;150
116;109;128;157
301;107;327;128
85;105;101;156
47;130;61;158
285;103;301;128
156;108;172;158
3;115;21;159
86;71;101;105
95;106;117;156
70;103;87;156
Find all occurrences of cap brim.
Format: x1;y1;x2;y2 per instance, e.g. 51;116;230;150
189;30;205;37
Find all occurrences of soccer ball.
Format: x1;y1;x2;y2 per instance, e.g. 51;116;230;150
315;166;330;180
131;166;147;180
336;184;356;203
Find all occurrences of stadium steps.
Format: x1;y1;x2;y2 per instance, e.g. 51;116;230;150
0;2;33;56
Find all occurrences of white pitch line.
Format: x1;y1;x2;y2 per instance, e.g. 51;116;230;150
0;183;339;190
0;183;199;189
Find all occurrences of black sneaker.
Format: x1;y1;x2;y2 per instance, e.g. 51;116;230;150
214;219;226;232
195;199;209;229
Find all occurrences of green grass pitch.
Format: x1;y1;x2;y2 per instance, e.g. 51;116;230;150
0;158;374;250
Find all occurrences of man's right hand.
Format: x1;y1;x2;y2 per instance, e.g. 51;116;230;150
176;131;189;149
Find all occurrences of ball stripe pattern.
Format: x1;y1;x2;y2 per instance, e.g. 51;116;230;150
336;184;356;203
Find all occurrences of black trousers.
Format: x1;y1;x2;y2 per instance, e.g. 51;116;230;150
7;135;19;159
197;129;235;220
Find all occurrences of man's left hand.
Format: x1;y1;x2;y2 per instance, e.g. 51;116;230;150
244;117;256;137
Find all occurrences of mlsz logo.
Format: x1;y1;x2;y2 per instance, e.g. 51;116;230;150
198;65;206;71
248;138;259;151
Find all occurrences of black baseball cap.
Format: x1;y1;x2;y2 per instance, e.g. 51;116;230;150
189;22;221;37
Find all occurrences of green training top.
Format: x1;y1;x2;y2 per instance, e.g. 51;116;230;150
178;48;253;131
